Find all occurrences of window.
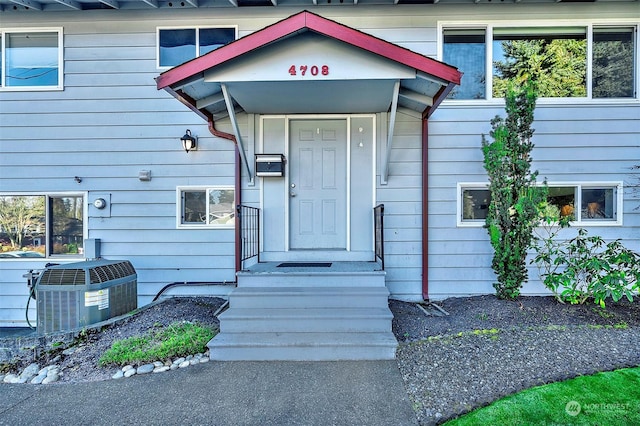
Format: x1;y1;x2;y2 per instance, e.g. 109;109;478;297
443;29;486;100
158;27;236;68
493;27;587;98
0;194;84;258
461;187;491;222
0;29;63;90
458;183;622;226
177;187;235;228
592;27;636;98
442;24;637;100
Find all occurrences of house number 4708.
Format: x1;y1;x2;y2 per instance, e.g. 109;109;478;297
288;65;329;76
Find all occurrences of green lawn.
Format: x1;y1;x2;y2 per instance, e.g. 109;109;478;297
444;366;640;426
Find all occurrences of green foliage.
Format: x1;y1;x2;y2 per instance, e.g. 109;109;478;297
533;227;640;308
444;367;640;425
482;80;545;300
494;39;587;98
98;321;216;366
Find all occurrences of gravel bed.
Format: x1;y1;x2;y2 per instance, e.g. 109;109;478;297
2;294;639;426
2;297;226;383
391;296;640;425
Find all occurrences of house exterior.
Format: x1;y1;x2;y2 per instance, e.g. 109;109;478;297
1;1;638;332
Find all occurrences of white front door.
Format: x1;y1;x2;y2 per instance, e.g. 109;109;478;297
289;119;347;250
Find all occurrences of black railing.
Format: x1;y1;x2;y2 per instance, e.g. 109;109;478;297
237;205;260;268
374;204;385;270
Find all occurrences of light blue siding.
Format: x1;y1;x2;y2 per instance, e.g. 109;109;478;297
1;5;638;324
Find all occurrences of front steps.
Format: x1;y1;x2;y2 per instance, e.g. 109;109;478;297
208;263;397;361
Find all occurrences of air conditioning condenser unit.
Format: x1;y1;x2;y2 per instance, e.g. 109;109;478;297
36;259;137;334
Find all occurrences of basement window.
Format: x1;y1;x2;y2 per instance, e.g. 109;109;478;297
177;186;235;228
458;182;622;227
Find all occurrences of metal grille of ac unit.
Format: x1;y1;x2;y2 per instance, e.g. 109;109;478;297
36;260;137;334
39;268;86;285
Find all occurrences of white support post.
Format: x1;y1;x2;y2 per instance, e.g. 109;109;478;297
222;83;253;182
381;81;400;185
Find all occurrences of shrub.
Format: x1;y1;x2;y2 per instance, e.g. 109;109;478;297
533;227;640;308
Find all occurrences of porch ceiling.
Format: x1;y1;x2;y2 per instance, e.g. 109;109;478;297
156;10;462;121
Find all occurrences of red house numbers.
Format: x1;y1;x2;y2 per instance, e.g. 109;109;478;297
288;65;329;77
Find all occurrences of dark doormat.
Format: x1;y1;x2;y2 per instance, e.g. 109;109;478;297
277;262;332;268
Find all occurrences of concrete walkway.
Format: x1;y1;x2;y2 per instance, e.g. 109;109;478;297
0;360;417;426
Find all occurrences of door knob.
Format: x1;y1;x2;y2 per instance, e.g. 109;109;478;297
290;191;297;197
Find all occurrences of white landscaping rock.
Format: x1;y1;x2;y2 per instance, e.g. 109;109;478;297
136;364;155;375
4;374;19;384
42;373;59;384
31;373;48;384
19;363;40;382
112;370;124;380
124;369;136;378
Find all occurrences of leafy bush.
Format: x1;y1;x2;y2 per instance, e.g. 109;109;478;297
533;227;640;308
98;321;217;366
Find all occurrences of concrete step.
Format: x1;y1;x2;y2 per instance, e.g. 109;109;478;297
208;332;398;361
218;308;393;333
229;286;390;309
236;271;386;288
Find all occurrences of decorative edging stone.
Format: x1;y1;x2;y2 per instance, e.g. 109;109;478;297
2;351;210;385
111;352;210;380
2;362;60;384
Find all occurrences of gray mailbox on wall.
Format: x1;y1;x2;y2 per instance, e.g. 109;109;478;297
256;154;285;177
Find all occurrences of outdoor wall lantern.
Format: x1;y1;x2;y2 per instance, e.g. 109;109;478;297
180;129;197;153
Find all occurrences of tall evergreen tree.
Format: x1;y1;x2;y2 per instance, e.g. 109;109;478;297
482;80;546;300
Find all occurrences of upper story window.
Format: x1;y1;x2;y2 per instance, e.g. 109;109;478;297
443;29;486;100
158;27;236;68
457;182;622;227
442;24;637;101
177;186;235;229
0;28;63;91
0;194;85;259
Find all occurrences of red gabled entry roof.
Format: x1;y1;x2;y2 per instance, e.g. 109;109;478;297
157;10;460;90
156;10;461;119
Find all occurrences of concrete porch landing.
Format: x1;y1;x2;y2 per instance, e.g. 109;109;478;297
240;261;383;273
208;262;397;361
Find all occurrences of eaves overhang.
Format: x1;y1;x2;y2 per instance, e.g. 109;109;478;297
156;10;462;120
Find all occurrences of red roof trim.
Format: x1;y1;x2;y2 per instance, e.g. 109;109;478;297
156;10;461;90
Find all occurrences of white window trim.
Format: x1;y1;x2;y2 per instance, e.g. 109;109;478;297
176;186;235;229
156;25;238;70
457;182;623;227
0;192;87;260
438;20;639;105
0;27;64;92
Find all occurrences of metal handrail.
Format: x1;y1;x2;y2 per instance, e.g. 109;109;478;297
237;205;260;268
374;204;385;270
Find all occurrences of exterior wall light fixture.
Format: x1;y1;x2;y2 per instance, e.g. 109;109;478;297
180;129;197;153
